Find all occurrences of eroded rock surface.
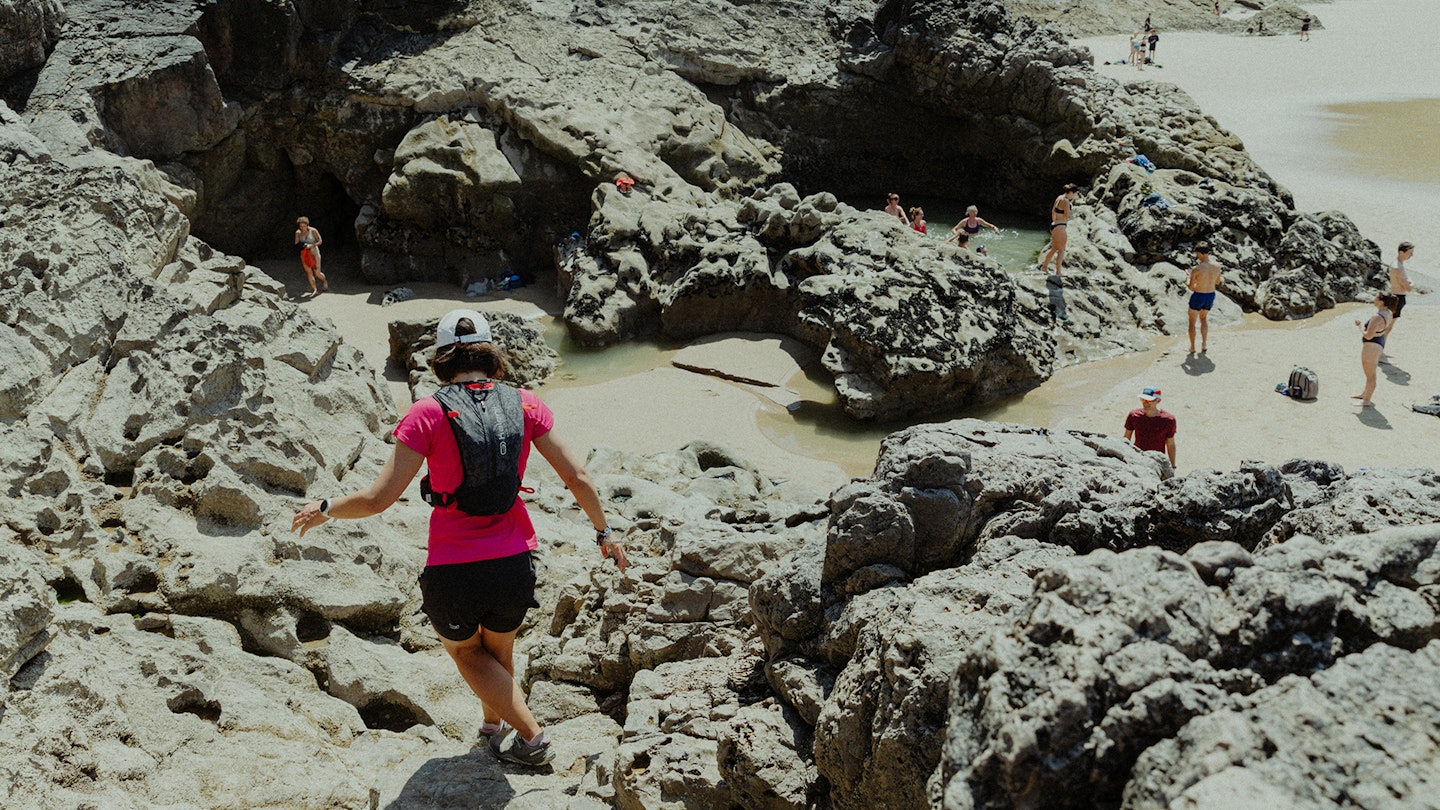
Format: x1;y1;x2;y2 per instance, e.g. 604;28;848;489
6;0;1383;420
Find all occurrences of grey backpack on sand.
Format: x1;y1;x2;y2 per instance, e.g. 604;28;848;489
1288;366;1319;401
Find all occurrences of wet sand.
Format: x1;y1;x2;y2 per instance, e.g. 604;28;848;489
274;0;1440;490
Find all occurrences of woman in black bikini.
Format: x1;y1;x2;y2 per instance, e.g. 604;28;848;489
1352;294;1397;407
1039;184;1078;276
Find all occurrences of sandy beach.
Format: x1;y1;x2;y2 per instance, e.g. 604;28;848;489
274;0;1439;490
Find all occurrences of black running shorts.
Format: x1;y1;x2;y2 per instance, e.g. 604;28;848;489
418;551;539;639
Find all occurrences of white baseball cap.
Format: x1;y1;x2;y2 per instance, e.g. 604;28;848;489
436;309;492;348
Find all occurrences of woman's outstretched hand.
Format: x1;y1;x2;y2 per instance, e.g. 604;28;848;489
291;501;329;537
601;538;628;573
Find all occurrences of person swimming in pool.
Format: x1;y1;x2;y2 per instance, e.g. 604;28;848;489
948;205;1002;244
1039;184;1079;277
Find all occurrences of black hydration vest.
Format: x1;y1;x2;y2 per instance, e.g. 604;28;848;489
420;381;525;516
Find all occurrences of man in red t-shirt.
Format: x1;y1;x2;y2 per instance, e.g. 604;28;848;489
1124;386;1176;466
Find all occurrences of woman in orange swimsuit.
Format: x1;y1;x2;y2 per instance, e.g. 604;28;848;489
1039;184;1078;277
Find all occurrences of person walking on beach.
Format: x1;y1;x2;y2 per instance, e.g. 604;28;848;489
1186;241;1222;354
1124;386;1176;466
294;216;328;295
291;309;627;768
1146;29;1160;63
949;205;1001;243
909;207;927;234
1039;184;1079;277
1352;294;1398;407
1381;241;1414;364
884;193;910;226
1300;14;1311;41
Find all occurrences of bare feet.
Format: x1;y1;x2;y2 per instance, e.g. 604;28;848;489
1350;394;1365;400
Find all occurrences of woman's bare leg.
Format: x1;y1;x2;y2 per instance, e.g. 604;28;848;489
440;628;541;740
1355;344;1381;403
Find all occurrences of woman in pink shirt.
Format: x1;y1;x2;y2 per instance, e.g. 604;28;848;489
292;309;625;767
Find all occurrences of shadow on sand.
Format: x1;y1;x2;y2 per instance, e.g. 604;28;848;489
1381;363;1412;386
1354;404;1393;430
1180;351;1214;376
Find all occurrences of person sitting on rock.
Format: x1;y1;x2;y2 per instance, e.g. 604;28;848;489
291;309;627;769
885;193;910;225
1124;386;1176;466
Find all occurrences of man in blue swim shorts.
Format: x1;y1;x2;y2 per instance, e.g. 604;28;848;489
1186;241;1221;354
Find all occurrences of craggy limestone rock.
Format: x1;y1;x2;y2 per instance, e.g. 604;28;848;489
0;123;637;806
564;183;1054;419
748;422;1440;809
10;0;1381;417
936;525;1440;809
1123;640;1440;809
520;441;828;807
0;0;65;81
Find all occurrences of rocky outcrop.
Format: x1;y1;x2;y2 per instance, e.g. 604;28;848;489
1002;0;1319;38
937;526;1440;808
5;3;1434;808
0;0;65;82
2;151;1437;810
562;182;1054;419
5;0;1381;419
745;421;1440;809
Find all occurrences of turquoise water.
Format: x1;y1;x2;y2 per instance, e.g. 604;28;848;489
849;195;1052;272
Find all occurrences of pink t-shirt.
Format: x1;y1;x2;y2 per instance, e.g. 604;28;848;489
393;383;554;566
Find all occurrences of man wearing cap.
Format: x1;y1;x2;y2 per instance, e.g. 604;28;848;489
1124;387;1176;466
